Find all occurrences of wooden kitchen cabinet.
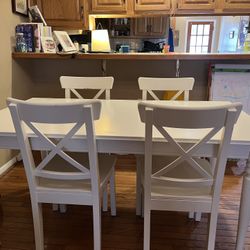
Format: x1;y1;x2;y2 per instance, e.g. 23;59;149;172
90;0;171;14
30;0;88;30
176;0;215;10
222;0;250;10
91;0;127;13
134;0;171;11
134;16;168;37
175;0;250;13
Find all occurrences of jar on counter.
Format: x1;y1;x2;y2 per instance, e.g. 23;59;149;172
244;32;250;53
16;33;27;52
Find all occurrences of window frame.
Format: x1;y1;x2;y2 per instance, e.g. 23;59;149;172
186;21;214;53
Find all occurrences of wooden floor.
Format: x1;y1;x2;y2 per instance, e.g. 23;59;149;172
0;156;249;250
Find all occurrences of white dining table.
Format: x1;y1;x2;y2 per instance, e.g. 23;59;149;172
0;98;250;248
0;98;250;157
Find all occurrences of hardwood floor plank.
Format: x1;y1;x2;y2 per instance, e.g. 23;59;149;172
0;160;249;249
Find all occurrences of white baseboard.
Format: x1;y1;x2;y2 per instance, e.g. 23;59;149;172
0;154;21;176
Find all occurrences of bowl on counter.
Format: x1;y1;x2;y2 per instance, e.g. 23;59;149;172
119;45;130;53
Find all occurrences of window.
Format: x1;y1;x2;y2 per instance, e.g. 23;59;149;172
186;21;214;53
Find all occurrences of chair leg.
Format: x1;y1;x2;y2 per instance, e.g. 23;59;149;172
188;212;194;219
52;204;59;211
207;210;219;250
109;167;116;216
236;175;250;250
143;205;151;250
59;204;67;213
188;211;202;221
102;187;108;212
141;189;144;218
31;200;44;250
195;212;202;221
93;205;101;250
136;156;142;216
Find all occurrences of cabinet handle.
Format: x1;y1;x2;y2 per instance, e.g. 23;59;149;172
147;25;150;32
80;5;84;20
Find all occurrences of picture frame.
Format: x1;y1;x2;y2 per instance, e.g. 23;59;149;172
53;31;77;53
41;37;57;53
12;0;28;16
28;5;47;26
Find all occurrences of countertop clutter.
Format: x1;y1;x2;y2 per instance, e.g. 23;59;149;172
16;0;250;56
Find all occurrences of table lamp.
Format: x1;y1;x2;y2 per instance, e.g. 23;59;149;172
91;29;111;53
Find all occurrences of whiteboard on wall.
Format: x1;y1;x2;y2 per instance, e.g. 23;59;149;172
210;64;250;115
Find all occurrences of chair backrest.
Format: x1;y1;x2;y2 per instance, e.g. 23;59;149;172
138;77;194;100
60;76;114;100
7;98;101;196
138;101;242;200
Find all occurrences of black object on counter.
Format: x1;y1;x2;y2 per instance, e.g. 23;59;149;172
69;31;91;45
141;41;164;52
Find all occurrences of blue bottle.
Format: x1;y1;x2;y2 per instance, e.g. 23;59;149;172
16;33;28;52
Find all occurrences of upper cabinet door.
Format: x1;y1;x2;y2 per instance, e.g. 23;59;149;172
35;0;87;29
133;16;168;37
150;16;168;36
222;0;250;9
134;17;149;36
135;0;171;11
91;0;127;12
177;0;215;9
40;0;82;20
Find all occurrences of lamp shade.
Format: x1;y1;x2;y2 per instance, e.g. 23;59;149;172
91;29;111;52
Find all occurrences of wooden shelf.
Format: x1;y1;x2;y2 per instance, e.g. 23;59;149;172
12;52;250;61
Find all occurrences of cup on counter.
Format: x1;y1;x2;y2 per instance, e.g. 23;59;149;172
119;45;130;53
80;44;89;53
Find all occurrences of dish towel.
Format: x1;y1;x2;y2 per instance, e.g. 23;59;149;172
168;27;174;52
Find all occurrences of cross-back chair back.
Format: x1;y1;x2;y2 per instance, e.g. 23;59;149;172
60;76;114;99
136;77;195;216
138;101;242;250
138;77;194;100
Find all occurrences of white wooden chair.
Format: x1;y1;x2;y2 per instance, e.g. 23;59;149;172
136;77;195;216
236;153;250;250
60;75;114;212
138;77;194;101
138;101;242;250
7;98;116;250
60;76;114;100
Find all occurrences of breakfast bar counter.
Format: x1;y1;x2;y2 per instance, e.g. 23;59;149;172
11;51;250;102
12;52;250;60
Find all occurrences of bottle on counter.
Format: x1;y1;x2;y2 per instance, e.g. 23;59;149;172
244;32;250;53
16;33;27;52
162;44;170;53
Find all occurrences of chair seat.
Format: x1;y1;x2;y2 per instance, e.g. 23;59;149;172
141;156;213;199
151;185;212;200
37;153;116;192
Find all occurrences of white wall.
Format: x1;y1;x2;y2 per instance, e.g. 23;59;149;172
0;0;28;166
173;16;221;53
218;16;249;53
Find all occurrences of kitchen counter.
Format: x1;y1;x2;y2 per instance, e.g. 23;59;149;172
11;51;250;102
12;52;250;60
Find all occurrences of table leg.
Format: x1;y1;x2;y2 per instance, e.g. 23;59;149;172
236;153;250;250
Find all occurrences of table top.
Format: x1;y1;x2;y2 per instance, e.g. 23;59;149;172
0;99;250;158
